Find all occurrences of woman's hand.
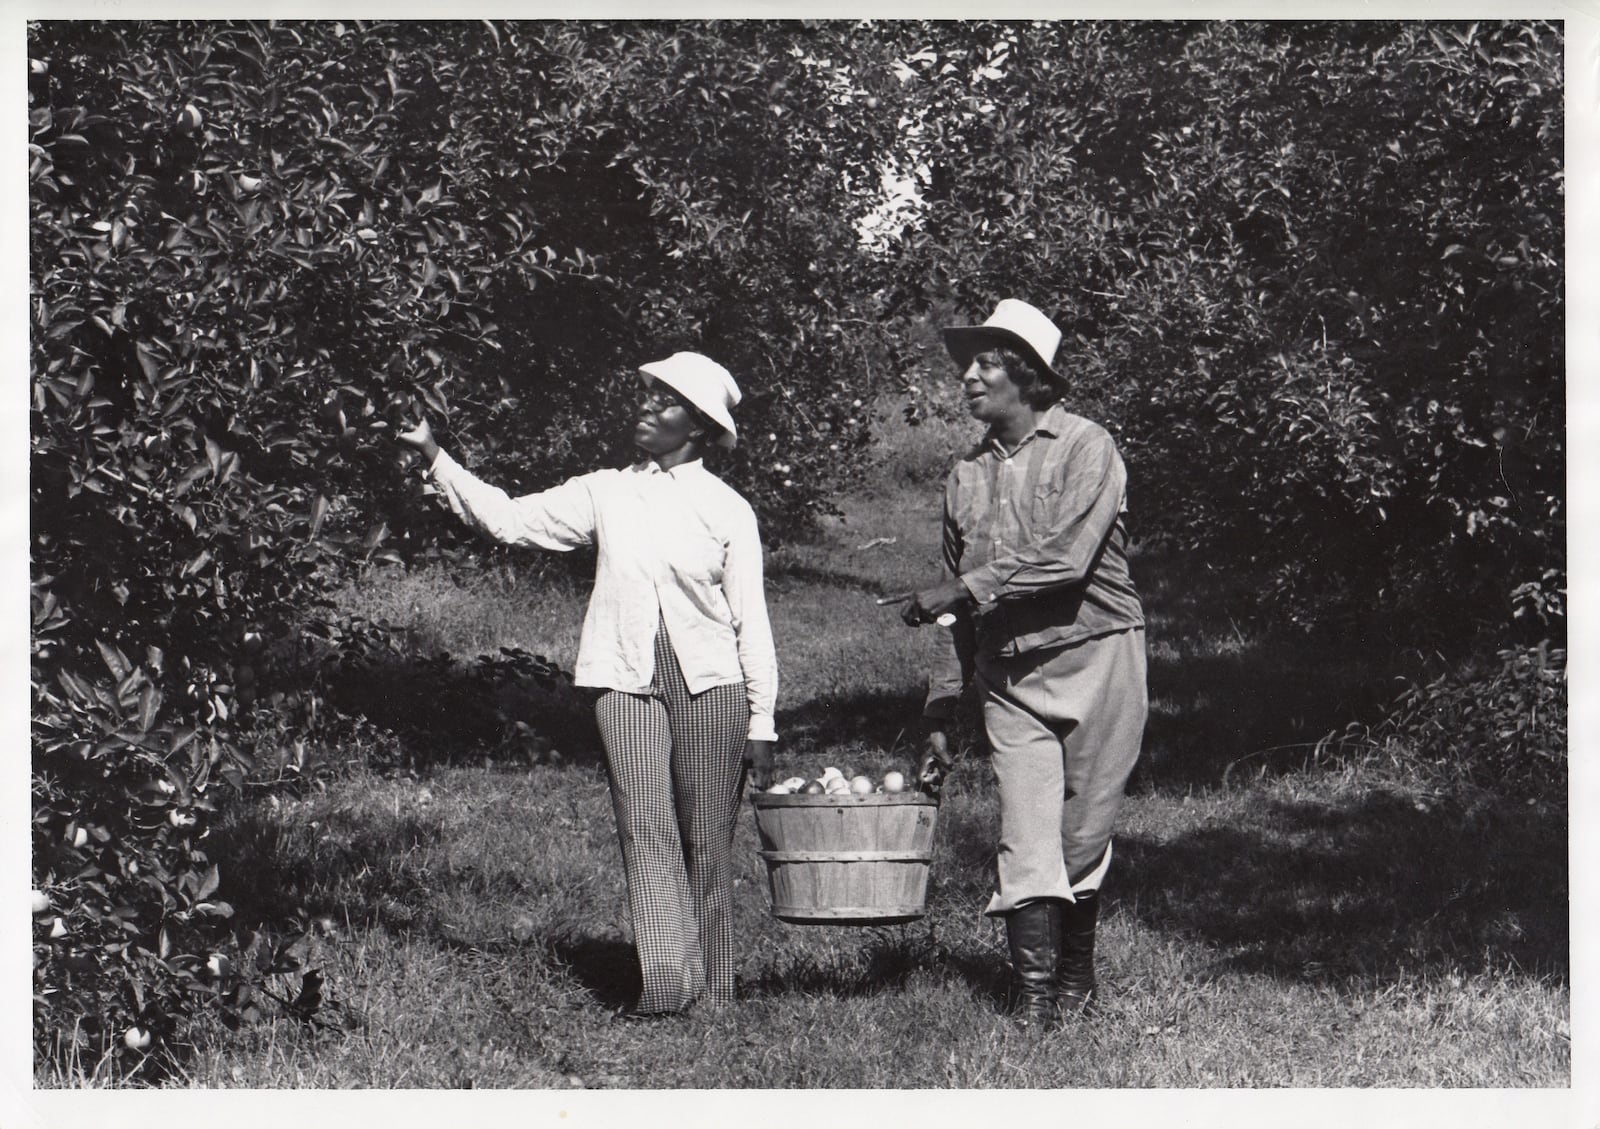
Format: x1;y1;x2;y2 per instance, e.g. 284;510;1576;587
396;417;441;465
744;739;775;791
917;728;953;798
898;580;971;627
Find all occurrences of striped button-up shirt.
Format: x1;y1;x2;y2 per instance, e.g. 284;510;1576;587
429;451;778;741
925;403;1144;718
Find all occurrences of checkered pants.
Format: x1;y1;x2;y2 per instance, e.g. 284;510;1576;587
594;619;749;1013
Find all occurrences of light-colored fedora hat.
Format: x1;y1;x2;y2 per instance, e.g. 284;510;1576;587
943;298;1065;386
637;351;742;449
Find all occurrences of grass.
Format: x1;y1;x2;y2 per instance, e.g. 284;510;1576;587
37;391;1570;1091
154;754;1566;1089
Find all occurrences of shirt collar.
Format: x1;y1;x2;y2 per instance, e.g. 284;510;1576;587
1035;401;1069;436
985;402;1067;457
638;458;706;478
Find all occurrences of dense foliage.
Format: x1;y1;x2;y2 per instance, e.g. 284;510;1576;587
30;18;1563;1078
874;20;1563;640
1353;640;1566;797
28;18;897;1075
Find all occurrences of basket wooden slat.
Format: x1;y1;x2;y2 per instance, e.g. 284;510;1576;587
751;792;938;925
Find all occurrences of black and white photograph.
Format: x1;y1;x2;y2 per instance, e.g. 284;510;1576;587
11;3;1594;1125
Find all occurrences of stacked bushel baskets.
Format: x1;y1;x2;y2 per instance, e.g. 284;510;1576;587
751;792;938;925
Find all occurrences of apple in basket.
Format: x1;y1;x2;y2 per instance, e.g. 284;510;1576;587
802;780;827;795
849;775;874;795
881;770;908;793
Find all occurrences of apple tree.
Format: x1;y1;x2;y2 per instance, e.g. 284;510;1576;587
29;17;914;1073
871;20;1563;645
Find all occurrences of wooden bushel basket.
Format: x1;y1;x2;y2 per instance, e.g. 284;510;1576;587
751;792;938;925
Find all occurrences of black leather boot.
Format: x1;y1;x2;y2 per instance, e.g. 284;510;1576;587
1057;890;1100;1017
1005;900;1063;1030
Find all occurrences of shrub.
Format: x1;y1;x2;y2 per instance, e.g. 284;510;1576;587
29;625;322;1081
1352;641;1566;796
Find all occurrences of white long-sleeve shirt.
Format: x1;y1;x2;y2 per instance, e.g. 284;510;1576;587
428;450;778;741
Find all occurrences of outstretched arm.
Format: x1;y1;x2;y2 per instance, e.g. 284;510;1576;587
400;418;597;551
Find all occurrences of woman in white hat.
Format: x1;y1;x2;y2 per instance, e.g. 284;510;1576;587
397;351;777;1017
896;299;1147;1032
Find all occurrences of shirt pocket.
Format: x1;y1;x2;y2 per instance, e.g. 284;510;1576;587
1030;478;1066;531
665;532;724;587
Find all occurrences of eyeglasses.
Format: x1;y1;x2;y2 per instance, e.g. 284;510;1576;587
639;389;689;413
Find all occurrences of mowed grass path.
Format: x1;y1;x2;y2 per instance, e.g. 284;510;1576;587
169;416;1568;1090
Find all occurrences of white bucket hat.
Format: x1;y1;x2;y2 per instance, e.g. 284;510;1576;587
943;298;1065;386
637;351;742;449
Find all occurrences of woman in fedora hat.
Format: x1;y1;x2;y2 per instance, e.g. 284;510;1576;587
397;351;777;1017
895;298;1147;1032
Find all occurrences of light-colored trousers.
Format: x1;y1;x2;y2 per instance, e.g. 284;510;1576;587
978;627;1147;916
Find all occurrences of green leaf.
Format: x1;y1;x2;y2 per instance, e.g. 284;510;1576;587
95;640;134;682
55;668;94;704
136;683;161;733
